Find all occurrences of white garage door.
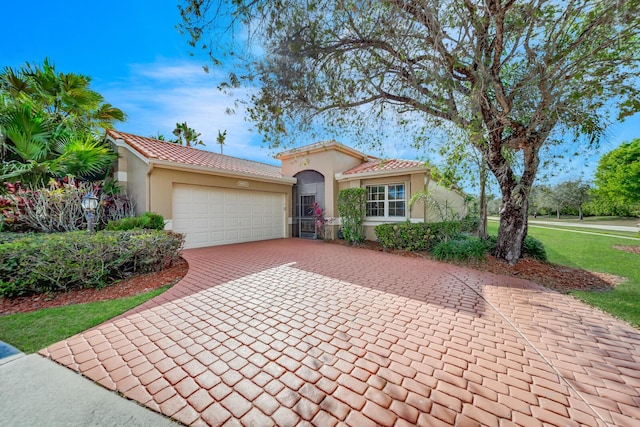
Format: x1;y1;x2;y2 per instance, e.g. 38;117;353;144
172;184;286;249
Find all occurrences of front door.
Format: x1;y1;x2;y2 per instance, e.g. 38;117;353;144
298;194;316;238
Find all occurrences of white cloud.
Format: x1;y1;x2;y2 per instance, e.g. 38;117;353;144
98;59;277;164
98;59;640;190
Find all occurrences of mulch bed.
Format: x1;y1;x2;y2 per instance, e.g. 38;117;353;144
331;240;621;293
613;245;640;255
0;258;188;316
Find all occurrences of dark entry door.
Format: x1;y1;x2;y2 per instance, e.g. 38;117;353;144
298;194;316;238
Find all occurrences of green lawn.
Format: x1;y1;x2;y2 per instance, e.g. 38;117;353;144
489;221;640;326
0;286;170;353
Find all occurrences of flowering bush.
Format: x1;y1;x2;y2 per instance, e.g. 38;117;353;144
312;202;327;239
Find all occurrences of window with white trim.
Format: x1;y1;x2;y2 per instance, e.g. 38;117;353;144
366;184;406;218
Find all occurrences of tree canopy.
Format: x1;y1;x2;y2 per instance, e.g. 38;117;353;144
593;139;640;216
179;0;640;263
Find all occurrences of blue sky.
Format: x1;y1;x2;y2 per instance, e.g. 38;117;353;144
2;1;638;192
1;1;273;163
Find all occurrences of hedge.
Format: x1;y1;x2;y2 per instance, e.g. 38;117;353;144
375;218;479;251
106;212;165;231
0;230;184;297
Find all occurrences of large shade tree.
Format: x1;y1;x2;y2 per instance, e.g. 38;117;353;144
179;0;640;263
554;179;592;220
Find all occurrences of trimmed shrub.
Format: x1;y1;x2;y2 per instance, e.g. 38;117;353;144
522;236;547;261
105;216;144;231
0;232;35;244
338;188;366;244
375;220;470;251
143;212;165;230
106;212;165;231
431;237;489;262
459;216;480;233
0;230;184;297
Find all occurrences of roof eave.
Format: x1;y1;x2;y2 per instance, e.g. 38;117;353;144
150;159;297;185
336;166;428;182
109;135;150;166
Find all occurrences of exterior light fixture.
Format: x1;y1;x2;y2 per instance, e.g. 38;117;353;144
81;191;99;233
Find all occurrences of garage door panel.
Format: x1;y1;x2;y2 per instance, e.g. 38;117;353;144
173;184;286;249
191;218;210;229
210;231;225;242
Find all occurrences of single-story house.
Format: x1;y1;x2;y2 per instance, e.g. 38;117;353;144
107;130;467;249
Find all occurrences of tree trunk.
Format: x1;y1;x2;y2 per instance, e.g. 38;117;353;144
478;163;488;239
578;206;583;220
482;132;538;265
557;208;560;219
495;194;529;264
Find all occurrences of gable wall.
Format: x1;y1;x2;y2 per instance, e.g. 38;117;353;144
425;180;467;222
115;145;149;215
281;149;362;218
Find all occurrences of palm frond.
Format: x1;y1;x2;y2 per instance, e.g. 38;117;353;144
0;160;35;180
0;105;53;162
54;134;117;179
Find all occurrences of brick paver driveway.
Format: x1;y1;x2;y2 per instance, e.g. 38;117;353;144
42;239;640;426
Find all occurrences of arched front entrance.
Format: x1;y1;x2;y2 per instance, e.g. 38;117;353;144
293;170;325;238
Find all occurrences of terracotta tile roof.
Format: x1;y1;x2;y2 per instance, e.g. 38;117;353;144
107;130;286;180
342;159;427;175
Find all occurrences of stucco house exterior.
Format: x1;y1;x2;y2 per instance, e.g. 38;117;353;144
107;130;467;249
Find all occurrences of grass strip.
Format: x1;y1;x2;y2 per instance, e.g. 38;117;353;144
0;285;169;353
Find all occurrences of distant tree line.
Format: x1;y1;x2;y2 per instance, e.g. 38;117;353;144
487;140;640;219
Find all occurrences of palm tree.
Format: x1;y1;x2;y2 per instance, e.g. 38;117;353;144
0;105;117;186
149;132;167;141
172;122;204;147
52;133;118;180
216;129;227;154
0;59;123;186
0;58;125;134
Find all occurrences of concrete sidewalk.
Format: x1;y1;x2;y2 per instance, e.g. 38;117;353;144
489;216;639;233
0;353;178;426
528;219;638;233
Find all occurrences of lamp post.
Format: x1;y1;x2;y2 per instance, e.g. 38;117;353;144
81;191;99;233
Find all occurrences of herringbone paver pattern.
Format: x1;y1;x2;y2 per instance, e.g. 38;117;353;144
41;239;640;426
